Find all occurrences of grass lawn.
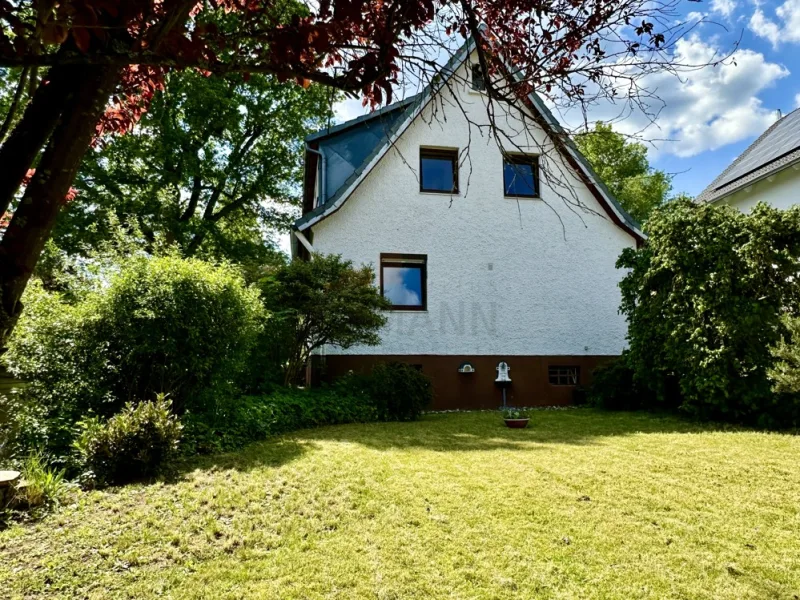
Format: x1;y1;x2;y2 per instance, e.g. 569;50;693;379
2;410;800;599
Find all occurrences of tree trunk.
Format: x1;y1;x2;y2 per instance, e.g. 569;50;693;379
0;67;30;144
0;64;76;219
0;64;122;346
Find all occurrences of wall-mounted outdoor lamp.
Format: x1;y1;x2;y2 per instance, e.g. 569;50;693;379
458;362;475;373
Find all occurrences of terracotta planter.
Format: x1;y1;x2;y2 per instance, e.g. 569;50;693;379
504;418;529;429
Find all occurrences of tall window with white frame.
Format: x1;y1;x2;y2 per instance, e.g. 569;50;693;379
380;254;427;311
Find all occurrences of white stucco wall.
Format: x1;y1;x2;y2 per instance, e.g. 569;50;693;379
309;57;637;356
719;165;800;212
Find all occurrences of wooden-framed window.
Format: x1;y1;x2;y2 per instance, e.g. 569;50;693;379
420;148;458;193
503;154;539;198
548;366;580;386
471;64;486;91
380;254;427;311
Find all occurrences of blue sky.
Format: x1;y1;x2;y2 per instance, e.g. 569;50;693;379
650;0;800;196
333;1;800;198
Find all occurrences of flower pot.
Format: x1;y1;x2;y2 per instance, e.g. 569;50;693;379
504;418;529;429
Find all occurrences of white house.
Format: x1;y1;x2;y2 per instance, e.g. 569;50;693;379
697;108;800;211
292;40;643;409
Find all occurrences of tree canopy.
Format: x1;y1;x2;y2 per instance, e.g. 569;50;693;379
0;0;728;346
575;122;674;223
56;68;334;265
617;199;800;426
260;253;391;385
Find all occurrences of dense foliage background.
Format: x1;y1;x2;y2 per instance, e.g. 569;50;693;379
604;199;800;427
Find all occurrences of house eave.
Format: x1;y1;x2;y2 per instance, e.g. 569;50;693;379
707;155;800;204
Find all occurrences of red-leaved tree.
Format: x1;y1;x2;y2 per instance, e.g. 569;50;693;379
0;0;717;345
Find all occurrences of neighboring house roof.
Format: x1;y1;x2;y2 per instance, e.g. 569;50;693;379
294;36;643;242
697;108;800;204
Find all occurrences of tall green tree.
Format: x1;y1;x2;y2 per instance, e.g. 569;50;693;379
575;122;674;223
55;69;335;265
618;199;800;426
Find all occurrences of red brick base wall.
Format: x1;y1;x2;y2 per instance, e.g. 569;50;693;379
311;354;617;411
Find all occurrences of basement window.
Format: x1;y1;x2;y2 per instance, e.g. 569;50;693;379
548;366;579;386
420;148;458;193
503;155;539;198
380;254;427;311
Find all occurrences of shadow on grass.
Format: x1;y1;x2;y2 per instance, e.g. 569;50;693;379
166;436;311;480
295;408;727;453
166;409;743;477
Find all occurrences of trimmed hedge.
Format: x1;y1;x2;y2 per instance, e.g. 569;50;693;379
181;386;378;454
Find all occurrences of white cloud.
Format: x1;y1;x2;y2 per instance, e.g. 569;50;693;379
383;268;421;306
561;35;788;158
711;0;738;18
334;98;370;123
749;8;783;47
795;92;800;108
749;0;800;47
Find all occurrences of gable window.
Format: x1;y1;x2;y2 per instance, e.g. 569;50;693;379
503;155;539;198
548;366;579;386
420;148;458;193
471;64;486;91
380;254;427;311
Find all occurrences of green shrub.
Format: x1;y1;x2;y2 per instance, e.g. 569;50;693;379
259;253;390;385
182;386;378;454
10;452;69;514
74;396;183;486
83;255;264;414
366;362;433;421
766;315;800;426
588;354;651;411
4;255;263;460
618;199;800;426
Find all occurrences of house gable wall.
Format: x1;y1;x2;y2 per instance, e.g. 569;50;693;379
719;165;800;212
309;55;636;357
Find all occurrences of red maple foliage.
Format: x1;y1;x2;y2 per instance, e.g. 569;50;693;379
0;0;679;135
0;0;701;344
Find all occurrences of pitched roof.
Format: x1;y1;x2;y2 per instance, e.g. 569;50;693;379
697;108;800;204
295;37;643;242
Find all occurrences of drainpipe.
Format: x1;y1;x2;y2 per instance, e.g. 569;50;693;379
305;144;326;207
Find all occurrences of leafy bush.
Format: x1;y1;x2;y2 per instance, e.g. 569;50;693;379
365;362;433;421
259;253;390;385
82;255;264;414
10;452;69;514
182;386;378;453
766;315;800;424
4;255;262;460
74;396;183;486
618;199;800;426
587;354;651;411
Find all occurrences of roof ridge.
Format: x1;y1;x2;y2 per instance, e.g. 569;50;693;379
296;34;643;242
698;107;800;203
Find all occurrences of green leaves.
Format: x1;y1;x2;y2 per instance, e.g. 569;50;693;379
619;199;800;426
258;253;391;386
74;395;183;486
62;69;335;266
575;122;674;223
4;255;264;460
